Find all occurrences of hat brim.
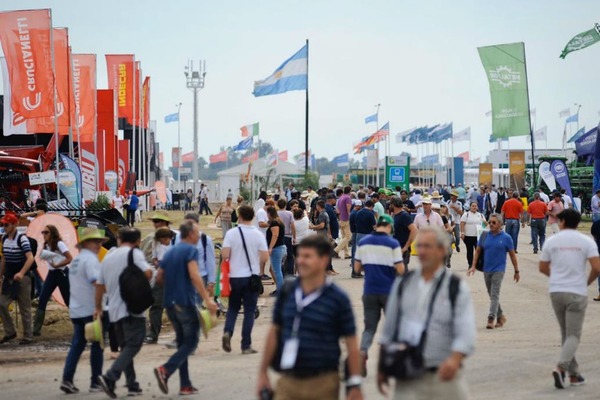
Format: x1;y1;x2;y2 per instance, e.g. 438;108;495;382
78;236;109;246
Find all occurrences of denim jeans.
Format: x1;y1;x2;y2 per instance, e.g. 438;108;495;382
62;316;103;385
360;294;388;353
283;237;294;276
352;233;368;270
106;316;145;389
163;305;200;388
147;285;164;341
350;232;357;270
530;218;546;252
224;277;258;350
504;219;520;251
270;245;287;290
484;272;505;319
39;268;70;310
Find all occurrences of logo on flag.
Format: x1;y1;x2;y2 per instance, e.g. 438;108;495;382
488;66;521;88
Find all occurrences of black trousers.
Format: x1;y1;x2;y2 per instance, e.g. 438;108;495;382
463;235;478;267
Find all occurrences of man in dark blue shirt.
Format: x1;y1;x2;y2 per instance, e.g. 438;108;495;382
350;199;364;278
391;198;418;268
325;194;339;242
257;235;363;400
154;221;217;396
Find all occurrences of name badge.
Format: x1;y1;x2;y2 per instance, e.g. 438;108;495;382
280;338;300;370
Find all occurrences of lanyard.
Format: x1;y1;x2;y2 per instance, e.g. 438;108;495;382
291;280;330;337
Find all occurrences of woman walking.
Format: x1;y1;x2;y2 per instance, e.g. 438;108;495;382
460;202;487;269
34;225;73;336
215;194;235;238
266;206;286;296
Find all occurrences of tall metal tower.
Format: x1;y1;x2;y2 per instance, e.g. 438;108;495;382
184;60;206;195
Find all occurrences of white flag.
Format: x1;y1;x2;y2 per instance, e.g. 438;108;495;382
395;127;417;143
1;57;32;136
529;126;547;142
453;127;471;142
559;108;570;118
484;110;492;117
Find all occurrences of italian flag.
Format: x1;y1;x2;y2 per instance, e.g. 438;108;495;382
240;122;259;137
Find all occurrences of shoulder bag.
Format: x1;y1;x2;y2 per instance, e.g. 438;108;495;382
238;227;264;294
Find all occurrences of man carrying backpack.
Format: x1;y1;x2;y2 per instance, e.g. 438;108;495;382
0;212;35;344
95;228;152;398
377;227;476;400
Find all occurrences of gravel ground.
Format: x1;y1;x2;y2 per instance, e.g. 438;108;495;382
1;220;600;399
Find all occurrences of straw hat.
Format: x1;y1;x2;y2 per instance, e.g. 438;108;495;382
451;190;460;197
199;309;219;339
431;190;443;199
148;210;171;223
300;190;309;198
84;318;104;349
77;227;108;245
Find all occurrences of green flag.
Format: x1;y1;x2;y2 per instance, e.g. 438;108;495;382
478;42;531;139
560;24;600;59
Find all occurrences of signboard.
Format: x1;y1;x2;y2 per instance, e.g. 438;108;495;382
29;171;56;185
179;167;192;174
479;163;493;186
509;151;526;190
366;149;378;169
385;156;410;191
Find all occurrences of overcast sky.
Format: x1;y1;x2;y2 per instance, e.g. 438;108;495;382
2;0;600;166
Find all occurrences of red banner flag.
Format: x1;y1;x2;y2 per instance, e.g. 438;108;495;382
118;140;130;195
142;76;149;129
242;151;258;163
457;151;470;162
71;53;96;140
182;151;194;164
105;54;134;124
0;9;54;118
278;150;288;162
210;151;227;164
97;89;117;181
172;147;181;168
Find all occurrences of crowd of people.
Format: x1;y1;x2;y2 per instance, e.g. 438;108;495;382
1;180;600;399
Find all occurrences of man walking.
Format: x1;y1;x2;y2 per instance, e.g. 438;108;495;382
199;184;212;215
277;199;296;276
60;228;108;394
413;198;444;229
501;192;525;252
539;209;600;389
95;228;152;398
527;193;547;254
547;192;565;234
448;191;463;252
378;227;476;399
591;189;600;222
468;214;520;329
153;221;217;396
391;198;417;268
0;212;35;344
257;235;364;400
354;215;404;377
334;185;353;259
221;205;268;354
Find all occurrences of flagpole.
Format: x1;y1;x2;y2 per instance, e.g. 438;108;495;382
69;49;82;157
522;43;536;186
140;71;145;186
93;54;98;196
132;60;137;185
177;103;182;190
304;39;309;177
49;12;61;200
63;30;75;160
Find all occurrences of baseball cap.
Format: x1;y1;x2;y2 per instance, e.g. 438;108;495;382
352;199;363;207
377;214;394;226
0;213;18;225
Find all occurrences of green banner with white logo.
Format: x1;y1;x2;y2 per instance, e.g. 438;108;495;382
560;24;600;59
478;42;531;139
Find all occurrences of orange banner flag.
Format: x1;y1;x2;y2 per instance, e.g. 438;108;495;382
71;53;96;140
0;9;55;118
142;76;150;129
105;54;134;124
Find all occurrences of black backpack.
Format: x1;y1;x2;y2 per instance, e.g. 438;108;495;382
2;233;38;272
119;248;153;314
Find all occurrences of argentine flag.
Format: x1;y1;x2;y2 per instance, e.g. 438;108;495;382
253;44;307;97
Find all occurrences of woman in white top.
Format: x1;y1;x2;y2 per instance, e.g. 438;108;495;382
112;191;125;216
33;224;73;336
460;202;487;269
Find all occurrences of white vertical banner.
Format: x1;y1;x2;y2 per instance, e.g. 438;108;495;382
1;57;32;136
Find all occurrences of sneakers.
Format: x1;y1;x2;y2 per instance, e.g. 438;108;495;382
486;317;495;330
260;274;271;281
60;381;80;394
89;383;103;393
351;272;364;279
19;338;33;345
98;375;117;399
127;386;143;396
180;386;199;396
144;336;157;344
455;246;460;253
222;332;232;353
0;334;16;344
570;374;585;386
533;249;538;254
495;315;507;328
553;368;566;389
593;295;600;302
242;348;258;355
153;366;169;394
165;340;178;349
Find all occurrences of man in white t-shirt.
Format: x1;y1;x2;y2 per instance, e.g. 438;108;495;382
112;191;125;215
221;205;268;355
95;228;152;398
539;209;600;389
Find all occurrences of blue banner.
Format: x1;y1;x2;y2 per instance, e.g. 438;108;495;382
58;170;81;208
60;155;82;207
550;160;573;199
332;153;349;167
575;127;597;157
453;157;465;185
594;122;600;194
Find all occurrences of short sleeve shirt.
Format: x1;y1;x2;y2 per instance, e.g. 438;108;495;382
337;194;352;222
223;225;268;277
501;198;524;219
393;211;414;248
356;232;403;295
547;200;564;224
527;200;547;219
478;231;514;273
160;243;199;308
316;210;330;236
1;233;32;275
68;248;100;318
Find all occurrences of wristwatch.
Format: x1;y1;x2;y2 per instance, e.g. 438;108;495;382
346;375;362;390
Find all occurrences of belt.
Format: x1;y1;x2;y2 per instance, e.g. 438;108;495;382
281;369;337;379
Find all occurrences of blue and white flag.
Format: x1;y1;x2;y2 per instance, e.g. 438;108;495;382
566;114;579;124
253;44;308;97
431;123;453;144
232;136;253;151
364;113;378;124
164;113;179;123
332;153;349;167
567;126;586;143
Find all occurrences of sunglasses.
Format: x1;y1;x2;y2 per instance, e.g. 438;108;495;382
41;231;50;234
488;221;498;225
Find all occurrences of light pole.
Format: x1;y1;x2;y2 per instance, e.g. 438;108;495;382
184;60;206;197
575;103;582;131
176;102;182;190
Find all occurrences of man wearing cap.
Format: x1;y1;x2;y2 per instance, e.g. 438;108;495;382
0;213;35;344
413;198;444;229
591;189;600;222
547;192;565;235
60;227;108;394
354;214;405;377
371;193;385;220
153;220;217;396
448;191;464;252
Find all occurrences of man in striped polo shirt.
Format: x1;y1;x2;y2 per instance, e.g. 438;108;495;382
0;213;35;344
354;214;405;377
